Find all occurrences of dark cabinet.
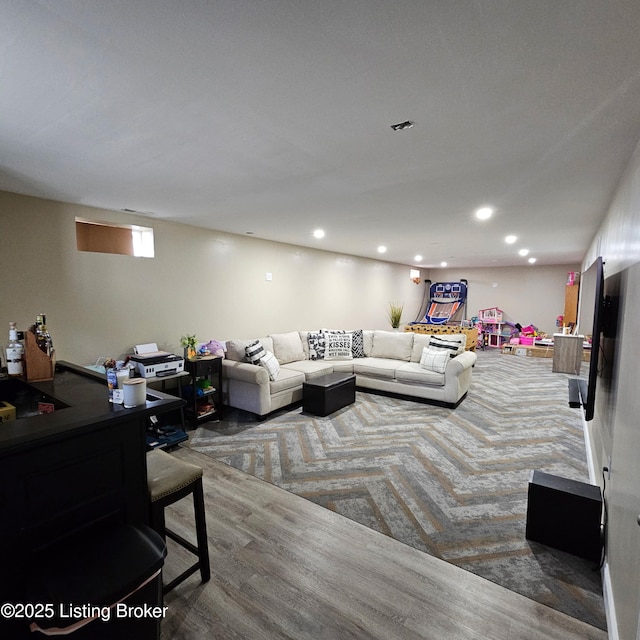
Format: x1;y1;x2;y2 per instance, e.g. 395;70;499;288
0;363;184;638
184;356;222;427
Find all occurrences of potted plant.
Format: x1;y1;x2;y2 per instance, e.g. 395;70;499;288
387;302;404;329
180;334;198;360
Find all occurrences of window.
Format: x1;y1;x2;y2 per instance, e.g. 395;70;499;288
76;218;154;257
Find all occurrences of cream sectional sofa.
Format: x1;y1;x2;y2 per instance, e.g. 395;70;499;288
221;329;477;418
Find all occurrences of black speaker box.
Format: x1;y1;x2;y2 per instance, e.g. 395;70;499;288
525;469;603;562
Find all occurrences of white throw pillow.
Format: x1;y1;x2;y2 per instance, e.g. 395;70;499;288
259;351;280;381
324;329;365;358
324;333;353;360
419;346;449;373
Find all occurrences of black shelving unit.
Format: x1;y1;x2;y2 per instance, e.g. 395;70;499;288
184;356;223;427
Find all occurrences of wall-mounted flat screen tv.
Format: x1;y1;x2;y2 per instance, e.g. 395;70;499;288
577;256;604;422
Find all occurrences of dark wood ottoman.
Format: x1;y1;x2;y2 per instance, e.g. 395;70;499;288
302;372;356;417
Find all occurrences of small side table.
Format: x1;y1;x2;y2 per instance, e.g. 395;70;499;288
552;334;584;375
184;356;223;427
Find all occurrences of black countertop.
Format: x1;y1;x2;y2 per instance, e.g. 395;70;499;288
0;361;185;456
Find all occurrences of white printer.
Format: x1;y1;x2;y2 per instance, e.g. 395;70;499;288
130;343;185;378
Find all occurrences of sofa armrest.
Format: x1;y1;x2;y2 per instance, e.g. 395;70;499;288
445;350;477;375
222;359;269;385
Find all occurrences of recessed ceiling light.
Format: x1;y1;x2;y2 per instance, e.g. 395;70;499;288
475;207;494;220
518;248;530;256
528;257;537;264
440;261;448;267
377;245;387;253
390;120;414;131
313;229;325;239
414;254;423;262
505;235;517;244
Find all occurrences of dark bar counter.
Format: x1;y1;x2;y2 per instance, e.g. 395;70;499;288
0;360;183;454
0;362;185;637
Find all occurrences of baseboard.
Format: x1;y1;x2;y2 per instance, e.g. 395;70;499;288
602;561;618;640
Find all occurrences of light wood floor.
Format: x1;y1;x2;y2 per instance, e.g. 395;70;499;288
160;446;608;640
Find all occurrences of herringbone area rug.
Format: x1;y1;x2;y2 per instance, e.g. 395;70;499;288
188;349;606;630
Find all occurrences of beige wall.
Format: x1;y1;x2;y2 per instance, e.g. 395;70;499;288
430;265;577;336
1;191;429;364
582;138;640;640
1;191;577;366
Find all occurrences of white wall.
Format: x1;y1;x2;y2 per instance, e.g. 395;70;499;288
430;265;577;336
582;138;640;640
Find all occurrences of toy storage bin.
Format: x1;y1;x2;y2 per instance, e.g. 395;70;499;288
520;336;535;345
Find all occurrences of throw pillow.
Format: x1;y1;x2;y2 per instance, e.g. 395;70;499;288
324;332;353;360
420;346;448;373
428;335;465;357
245;339;266;364
259;351;280;381
307;331;326;360
324;329;365;358
349;329;365;358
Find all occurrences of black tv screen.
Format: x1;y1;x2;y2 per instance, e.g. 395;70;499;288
577;256;604;422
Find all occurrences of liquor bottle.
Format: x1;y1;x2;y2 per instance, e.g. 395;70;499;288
34;313;53;356
6;322;24;376
41;322;53;357
35;314;45;353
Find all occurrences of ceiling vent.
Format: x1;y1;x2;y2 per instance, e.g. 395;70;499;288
390;120;414;131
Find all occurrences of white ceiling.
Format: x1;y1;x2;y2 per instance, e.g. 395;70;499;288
3;1;640;268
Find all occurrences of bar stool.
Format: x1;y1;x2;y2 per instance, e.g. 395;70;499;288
146;448;211;594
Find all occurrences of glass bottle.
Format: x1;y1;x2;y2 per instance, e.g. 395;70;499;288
35;313;53;356
6;322;24;376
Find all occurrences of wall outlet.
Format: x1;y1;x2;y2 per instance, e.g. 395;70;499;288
265;272;272;281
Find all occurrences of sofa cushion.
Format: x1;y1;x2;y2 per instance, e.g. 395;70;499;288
371;330;413;361
410;333;434;362
419;346;449;373
362;330;374;356
325;332;353;360
395;362;446;386
226;337;273;362
245;339;266;364
271;332;306;364
259;350;280;381
329;360;355;374
269;367;305;393
282;360;334;378
353;357;400;380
